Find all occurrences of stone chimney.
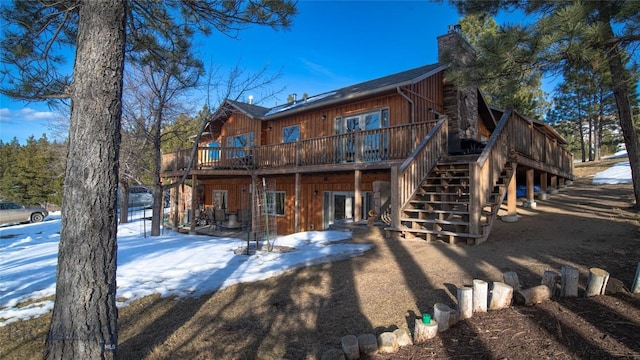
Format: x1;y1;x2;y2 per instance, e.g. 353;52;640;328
437;25;479;152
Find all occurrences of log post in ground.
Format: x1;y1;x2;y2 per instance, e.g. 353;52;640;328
632;262;640;294
457;286;473;320
503;271;521;290
433;303;451;332
585;267;610;297
341;334;359;360
515;285;552;305
473;279;488;313
413;318;438;344
541;270;560;297
561;265;579;297
489;282;513;310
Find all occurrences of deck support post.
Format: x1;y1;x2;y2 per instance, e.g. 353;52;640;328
390;166;400;229
171;183;179;231
523;168;536;208
189;174;198;234
550;174;558;190
469;163;481;236
354;170;362;222
503;164;518;223
294;172;300;232
540;172;548;193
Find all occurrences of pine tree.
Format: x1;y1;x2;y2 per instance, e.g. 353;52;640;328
1;1;296;357
452;0;640;208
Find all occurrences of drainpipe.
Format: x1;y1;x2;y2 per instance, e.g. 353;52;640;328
397;86;414;123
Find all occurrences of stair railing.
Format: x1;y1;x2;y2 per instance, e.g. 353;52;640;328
469;109;514;236
390;117;448;228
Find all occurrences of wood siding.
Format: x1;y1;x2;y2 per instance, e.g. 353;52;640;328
199;171;389;234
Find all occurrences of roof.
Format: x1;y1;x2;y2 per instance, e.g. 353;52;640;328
213;62;447;121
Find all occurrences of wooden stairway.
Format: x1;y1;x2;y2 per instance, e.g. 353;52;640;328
397;155;514;245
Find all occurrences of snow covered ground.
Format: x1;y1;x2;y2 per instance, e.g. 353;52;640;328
0;213;372;326
0;159;632;327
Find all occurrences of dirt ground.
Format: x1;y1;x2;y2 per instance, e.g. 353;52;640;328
2;159;640;359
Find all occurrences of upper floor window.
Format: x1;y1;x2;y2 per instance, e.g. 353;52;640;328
282;124;300;143
226;132;254;158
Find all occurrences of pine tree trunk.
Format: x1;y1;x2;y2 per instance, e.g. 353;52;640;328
44;1;125;358
600;4;640;209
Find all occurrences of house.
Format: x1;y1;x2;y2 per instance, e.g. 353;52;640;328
161;28;574;245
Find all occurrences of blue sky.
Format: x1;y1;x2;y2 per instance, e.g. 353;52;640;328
0;0;529;144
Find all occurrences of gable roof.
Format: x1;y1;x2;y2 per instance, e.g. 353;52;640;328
213;62;448;121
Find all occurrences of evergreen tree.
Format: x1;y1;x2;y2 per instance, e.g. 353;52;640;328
458;14;549;118
1;1;296;357
452;0;640;208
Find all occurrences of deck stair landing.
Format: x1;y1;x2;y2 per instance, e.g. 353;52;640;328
398;155;513;245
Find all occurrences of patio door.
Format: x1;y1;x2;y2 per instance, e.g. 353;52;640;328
335;109;388;162
322;191;373;229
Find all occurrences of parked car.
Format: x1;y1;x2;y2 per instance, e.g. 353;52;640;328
0;201;49;225
118;185;154;209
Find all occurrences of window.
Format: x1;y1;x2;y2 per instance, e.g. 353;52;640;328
212;190;227;210
226;132;254;158
282;124;300;143
265;191;285;216
334;108;389;162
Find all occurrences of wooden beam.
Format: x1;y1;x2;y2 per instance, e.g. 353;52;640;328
354;170;361;222
526;168;535;202
190;174;197;233
295;172;300;232
390;166;399;228
507;165;517;217
540;172;548;193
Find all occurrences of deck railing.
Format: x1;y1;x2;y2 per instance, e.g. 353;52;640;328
162;120;439;172
469;110;575;238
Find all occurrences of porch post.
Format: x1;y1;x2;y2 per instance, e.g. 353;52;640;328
550;174;558;191
524;168;536;208
171;182;179;231
354;170;362;222
469;162;481;236
189;174;198;234
503;164;518;223
295;172;301;232
540;172;548;193
390;166;399;229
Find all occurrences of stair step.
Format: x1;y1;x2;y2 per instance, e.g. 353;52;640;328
403;209;469;215
395;227;483;238
418;191;470;196
402;218;470;226
409;200;469;205
425;176;470;180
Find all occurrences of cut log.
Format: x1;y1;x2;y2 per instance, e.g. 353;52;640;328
503;271;521;290
489;282;513;310
341;335;359;360
585;267;610;297
457;286;473;320
377;332;399;354
356;334;378;357
433;303;451;332
633;262;640;294
515;285;552;305
393;328;413;347
413;318;438;343
473;279;488;313
560;265;579;297
541;270;560;297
